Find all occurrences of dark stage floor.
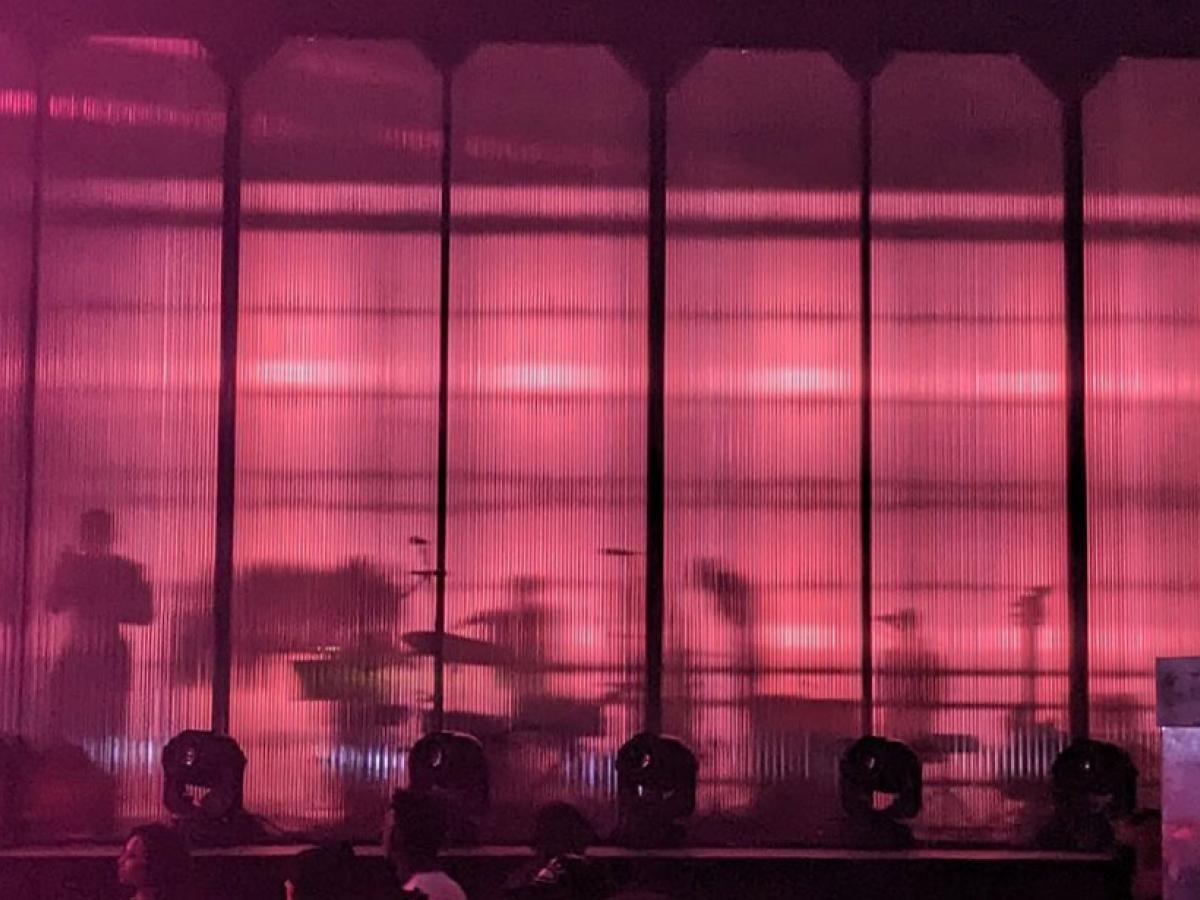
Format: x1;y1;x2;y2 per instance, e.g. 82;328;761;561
0;844;1126;900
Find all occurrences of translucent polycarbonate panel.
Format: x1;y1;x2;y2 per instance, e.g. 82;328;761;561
24;37;221;834
448;44;646;840
0;36;35;734
1085;59;1200;808
873;54;1066;843
235;41;440;833
665;50;860;844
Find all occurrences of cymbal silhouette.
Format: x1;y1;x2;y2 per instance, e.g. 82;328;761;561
401;631;513;666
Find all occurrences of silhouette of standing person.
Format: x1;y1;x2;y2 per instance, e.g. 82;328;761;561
504;575;550;710
877;607;942;750
467;575;551;715
48;509;152;749
690;559;758;807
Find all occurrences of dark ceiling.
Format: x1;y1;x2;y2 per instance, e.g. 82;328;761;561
3;0;1200;61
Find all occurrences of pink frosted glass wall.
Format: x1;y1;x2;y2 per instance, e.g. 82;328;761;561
446;44;647;839
23;37;221;827
872;54;1067;841
233;40;441;831
0;35;34;733
2;32;1197;846
665;49;861;843
1085;59;1200;808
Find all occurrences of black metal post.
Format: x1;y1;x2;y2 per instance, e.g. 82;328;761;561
211;77;243;736
858;76;874;739
432;65;454;733
645;78;668;736
15;58;46;735
1063;92;1089;742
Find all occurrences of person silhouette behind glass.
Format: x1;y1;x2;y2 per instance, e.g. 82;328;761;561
48;508;152;749
876;607;943;752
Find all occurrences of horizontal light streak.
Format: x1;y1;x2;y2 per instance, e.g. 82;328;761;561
85;36;208;60
11;347;1200;404
18;175;1200;236
11;354;1200;402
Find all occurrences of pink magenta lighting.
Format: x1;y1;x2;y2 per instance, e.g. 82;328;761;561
3;39;1198;845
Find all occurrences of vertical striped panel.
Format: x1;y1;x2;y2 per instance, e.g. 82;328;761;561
234;41;441;833
449;44;647;841
665;50;860;844
25;37;221;833
0;36;35;734
873;54;1066;843
1085;59;1200;809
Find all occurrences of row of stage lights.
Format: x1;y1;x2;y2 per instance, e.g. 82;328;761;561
158;727;1136;851
0;727;1137;851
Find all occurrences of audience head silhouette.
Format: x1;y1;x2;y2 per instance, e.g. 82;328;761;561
286;843;357;900
385;789;467;900
533;802;595;861
117;824;193;900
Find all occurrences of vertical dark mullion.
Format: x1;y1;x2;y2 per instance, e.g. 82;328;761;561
15;57;46;735
858;76;874;739
211;77;244;736
644;78;667;735
1063;92;1089;742
432;65;454;733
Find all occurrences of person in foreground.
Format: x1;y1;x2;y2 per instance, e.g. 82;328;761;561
504;802;607;900
385;789;468;900
287;842;359;900
117;824;194;900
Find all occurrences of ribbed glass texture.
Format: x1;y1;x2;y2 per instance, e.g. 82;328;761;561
24;37;221;832
234;41;441;833
0;36;34;734
873;55;1066;842
665;50;860;843
1085;59;1200;807
448;44;647;840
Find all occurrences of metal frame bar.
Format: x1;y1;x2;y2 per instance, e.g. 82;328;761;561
644;75;668;735
1063;91;1089;742
858;75;875;738
432;63;454;732
15;56;46;735
211;77;244;736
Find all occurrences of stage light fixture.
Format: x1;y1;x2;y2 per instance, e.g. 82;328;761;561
409;731;489;810
161;730;248;843
1051;738;1137;817
614;732;698;847
839;736;923;820
409;731;489;843
1036;739;1137;851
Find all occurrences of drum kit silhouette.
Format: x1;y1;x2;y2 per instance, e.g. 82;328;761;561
275;544;1071;818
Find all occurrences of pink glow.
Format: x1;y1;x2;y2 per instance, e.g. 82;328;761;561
254;359;349;390
85;37;208;60
0;160;1083;232
29;172;1200;230
6;43;1198;848
0;88;35;117
493;362;607;393
46;92;225;133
